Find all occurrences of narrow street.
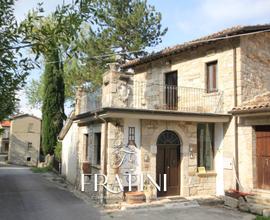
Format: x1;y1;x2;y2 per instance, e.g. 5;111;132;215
0;164;100;220
102;205;255;220
0;164;256;220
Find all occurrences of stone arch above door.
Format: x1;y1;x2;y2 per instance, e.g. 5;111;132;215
157;130;181;145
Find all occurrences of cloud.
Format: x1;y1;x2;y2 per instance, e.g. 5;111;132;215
201;0;270;22
175;0;270;37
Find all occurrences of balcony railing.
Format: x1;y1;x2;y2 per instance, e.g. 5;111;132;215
80;81;224;114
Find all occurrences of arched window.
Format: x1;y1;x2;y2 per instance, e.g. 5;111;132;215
157;130;180;145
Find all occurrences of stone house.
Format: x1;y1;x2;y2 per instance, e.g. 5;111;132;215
0;121;11;154
8;114;41;166
59;24;270;204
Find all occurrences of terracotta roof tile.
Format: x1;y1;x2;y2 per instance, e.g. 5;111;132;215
231;92;270;113
122;24;270;69
0;121;11;127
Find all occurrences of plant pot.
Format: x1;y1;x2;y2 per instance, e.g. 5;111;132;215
125;192;146;204
82;162;91;174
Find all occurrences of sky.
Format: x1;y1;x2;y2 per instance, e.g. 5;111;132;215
14;0;270;117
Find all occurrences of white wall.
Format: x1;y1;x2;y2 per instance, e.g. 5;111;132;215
215;123;224;195
61;123;79;185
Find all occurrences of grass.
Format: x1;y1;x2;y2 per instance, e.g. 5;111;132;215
31;166;52;173
256;216;270;220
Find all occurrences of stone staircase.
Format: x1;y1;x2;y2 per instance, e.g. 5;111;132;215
244;189;270;216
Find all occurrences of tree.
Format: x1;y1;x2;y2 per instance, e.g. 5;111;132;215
38;0;168;101
21;2;92;154
0;0;33;121
93;0;167;60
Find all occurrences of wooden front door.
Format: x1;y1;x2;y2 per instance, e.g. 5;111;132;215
165;71;178;110
256;126;270;190
156;131;180;197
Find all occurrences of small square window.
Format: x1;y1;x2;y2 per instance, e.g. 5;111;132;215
28;142;32;150
28;123;34;133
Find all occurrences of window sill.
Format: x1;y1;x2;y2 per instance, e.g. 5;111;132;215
197;171;217;177
204;91;220;97
91;164;101;170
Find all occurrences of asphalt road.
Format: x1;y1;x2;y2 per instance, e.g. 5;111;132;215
102;205;255;220
0;164;100;220
0;164;255;220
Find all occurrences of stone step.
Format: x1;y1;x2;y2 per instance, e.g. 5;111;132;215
247;195;270;206
252;189;270;197
249;203;270;216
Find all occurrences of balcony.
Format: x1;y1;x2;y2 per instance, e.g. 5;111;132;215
79;81;224;115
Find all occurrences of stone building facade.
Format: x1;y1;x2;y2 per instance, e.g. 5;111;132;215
60;25;270;204
0;121;10;154
8;114;41;166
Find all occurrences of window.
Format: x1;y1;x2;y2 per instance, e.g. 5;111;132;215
4;143;9;152
27;142;32;150
84;134;89;161
206;61;218;93
197;123;215;171
128;127;135;144
94;133;101;165
28;123;34;133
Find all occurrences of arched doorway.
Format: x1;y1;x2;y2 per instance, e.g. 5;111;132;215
156;130;181;197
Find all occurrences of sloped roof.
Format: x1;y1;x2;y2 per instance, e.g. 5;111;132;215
58;111;75;140
231;92;270;114
0;121;11;127
122;24;270;69
12;114;41;121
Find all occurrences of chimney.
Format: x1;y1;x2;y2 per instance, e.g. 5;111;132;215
75;86;85;115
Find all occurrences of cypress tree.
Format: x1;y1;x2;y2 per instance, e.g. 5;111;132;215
42;49;65;155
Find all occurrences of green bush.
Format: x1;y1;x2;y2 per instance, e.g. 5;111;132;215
54;142;62;162
256;216;270;220
31;166;52;173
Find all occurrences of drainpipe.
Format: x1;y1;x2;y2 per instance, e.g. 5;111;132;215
233;47;239;191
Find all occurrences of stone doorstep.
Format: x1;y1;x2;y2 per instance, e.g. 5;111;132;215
103;196;222;212
263;209;270;217
246;195;270;206
249;204;270;216
224;194;270;217
252;189;270;196
120;200;199;211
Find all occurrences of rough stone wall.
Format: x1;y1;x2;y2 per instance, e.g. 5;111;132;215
8;116;41;166
140;120;217;197
237;125;254;191
241;32;270;102
105;119;125;203
235;32;270;192
102;69;134;109
133;39;241;113
133;41;241;194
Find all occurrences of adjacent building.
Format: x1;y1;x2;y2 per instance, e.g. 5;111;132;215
8;114;41;166
59;24;270;204
0;121;11;154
